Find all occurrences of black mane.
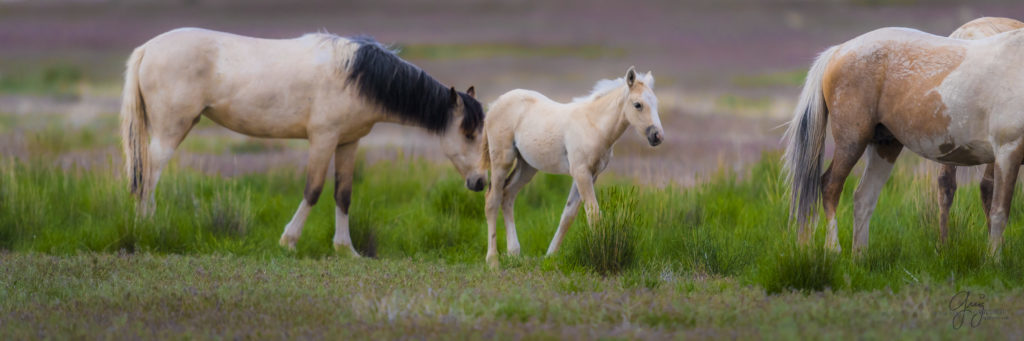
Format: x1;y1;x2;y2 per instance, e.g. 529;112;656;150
346;36;483;135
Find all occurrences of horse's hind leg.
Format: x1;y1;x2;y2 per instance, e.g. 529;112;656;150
979;164;994;219
987;139;1024;257
143;104;203;214
279;134;340;250
501;159;538;256
852;142;901;256
818;127;870;252
937;164;957;243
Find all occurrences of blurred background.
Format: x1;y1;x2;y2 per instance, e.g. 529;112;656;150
2;0;1023;186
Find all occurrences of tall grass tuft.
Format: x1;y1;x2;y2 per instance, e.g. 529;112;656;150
757;244;840;294
561;187;641;275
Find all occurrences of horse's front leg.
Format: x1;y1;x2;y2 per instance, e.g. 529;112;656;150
279;134;340;250
546;182;580;256
571;168;600;225
332;141;360;257
988;137;1024;257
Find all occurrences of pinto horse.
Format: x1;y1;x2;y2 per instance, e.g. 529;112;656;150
784;26;1024;256
935;17;1024;242
479;67;663;267
120;28;485;256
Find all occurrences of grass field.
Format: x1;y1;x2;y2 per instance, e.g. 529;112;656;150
2;147;1024;337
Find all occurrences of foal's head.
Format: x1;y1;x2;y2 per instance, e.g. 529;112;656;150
439;86;488;192
621;67;664;147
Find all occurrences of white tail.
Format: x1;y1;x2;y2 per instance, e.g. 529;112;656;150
783;45;838;230
120;46;149;201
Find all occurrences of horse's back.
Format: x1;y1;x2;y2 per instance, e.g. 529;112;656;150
952;17;1024;40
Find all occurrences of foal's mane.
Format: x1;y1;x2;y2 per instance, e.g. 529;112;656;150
320;34;483;135
572;78;626;103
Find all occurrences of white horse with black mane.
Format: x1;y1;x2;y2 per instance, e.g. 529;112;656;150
120;28;486;256
479;67;663;267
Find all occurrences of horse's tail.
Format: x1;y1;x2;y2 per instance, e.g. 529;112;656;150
783;45;837;229
120;46;149;201
479;127;490;171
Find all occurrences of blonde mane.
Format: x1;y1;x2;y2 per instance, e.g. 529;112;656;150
572;78;625;103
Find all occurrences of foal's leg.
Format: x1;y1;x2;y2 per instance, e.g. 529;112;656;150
818;135;869;252
987;140;1024;257
332;141;360;257
572;168;600;223
852;143;901;255
546;182;580;256
500;160;538;256
485;145;516;268
279;135;340;250
937;164;957;243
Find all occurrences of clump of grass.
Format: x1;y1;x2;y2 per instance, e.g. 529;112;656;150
560;187;641;275
757;244;840;294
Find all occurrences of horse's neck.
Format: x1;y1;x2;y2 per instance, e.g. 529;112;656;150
579;87;630;147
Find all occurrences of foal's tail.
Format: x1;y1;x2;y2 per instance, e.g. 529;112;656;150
479;128;490;171
783;45;838;228
120;46;150;201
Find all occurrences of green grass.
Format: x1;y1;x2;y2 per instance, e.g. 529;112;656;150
732;69;808;88
1;253;1021;339
3;150;1024;337
2;152;1023;293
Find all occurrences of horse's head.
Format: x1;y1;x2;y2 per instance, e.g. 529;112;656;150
440;86;487;192
621;66;664;147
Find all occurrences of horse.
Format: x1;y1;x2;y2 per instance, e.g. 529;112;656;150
478;67;663;267
784;26;1024;257
935;17;1024;242
119;28;486;257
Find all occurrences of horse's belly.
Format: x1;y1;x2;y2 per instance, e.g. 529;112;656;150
515;136;570;174
202;106;308;139
901;135;993;166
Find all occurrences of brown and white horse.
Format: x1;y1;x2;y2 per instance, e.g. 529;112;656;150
479;67;663;268
784;26;1024;256
936;17;1024;242
120;28;485;256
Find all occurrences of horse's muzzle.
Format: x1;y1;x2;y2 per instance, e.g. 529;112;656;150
466;176;486;192
646;126;663;147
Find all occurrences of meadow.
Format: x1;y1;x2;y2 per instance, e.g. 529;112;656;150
3;119;1024;337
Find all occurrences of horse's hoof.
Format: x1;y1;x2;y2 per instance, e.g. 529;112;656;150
486;253;499;269
279;235;297;251
334;243;361;258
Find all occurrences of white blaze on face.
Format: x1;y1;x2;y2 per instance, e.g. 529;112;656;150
642;88;662;130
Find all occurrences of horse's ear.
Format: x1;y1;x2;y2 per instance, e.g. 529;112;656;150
466;86;476;98
645;71;654;88
625;66;637;88
449;86;458;104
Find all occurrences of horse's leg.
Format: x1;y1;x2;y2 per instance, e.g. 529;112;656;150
571;168;600;223
987;140;1024;257
279;135;340;250
485;142;516;268
546;182;580;256
501;160;537;256
332;141;360;257
852;142;901;256
143;106;202;214
980;164;994;219
818;132;869;252
937;164;957;243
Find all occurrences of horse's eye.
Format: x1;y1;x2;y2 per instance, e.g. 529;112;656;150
465;133;475;140
633;102;643;110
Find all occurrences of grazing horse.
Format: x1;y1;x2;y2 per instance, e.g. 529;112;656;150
784;26;1024;256
936;17;1024;242
479;67;663;267
120;28;486;256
